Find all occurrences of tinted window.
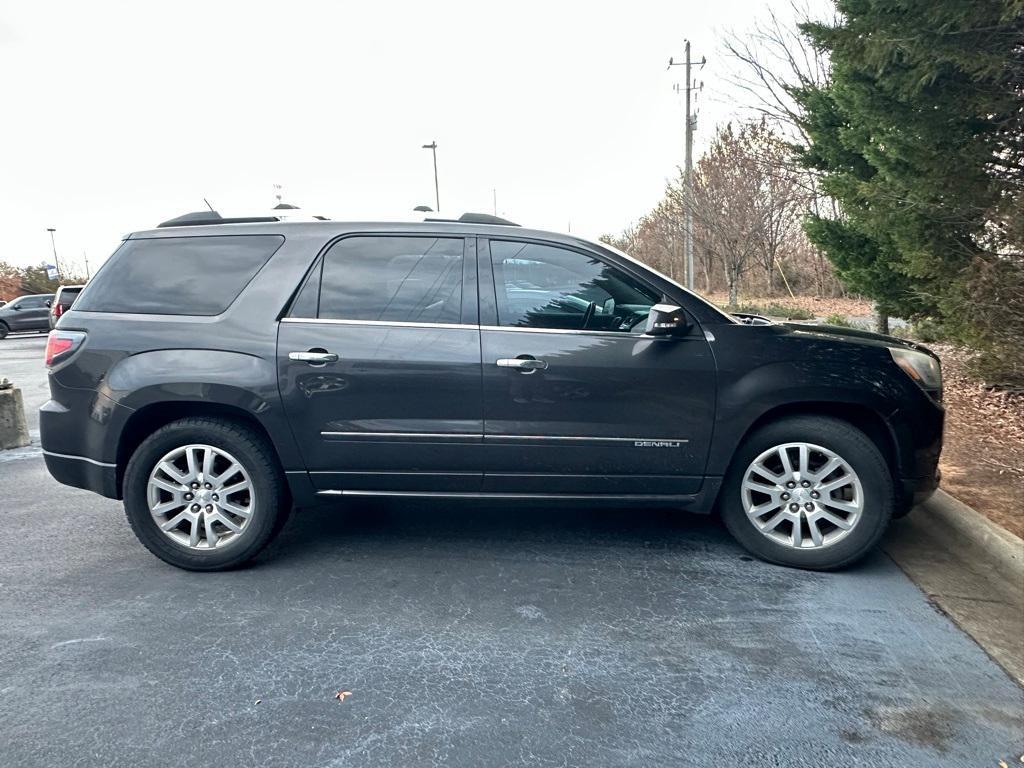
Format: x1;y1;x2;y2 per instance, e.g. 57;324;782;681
490;241;659;332
311;236;464;324
58;288;82;308
75;235;284;315
17;296;49;309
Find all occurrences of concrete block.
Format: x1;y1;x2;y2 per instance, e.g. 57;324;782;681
0;383;30;450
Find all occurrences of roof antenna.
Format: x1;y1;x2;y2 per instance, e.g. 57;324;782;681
203;198;216;212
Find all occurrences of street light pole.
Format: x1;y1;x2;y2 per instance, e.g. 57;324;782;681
46;228;61;281
422;141;439;212
669;41;705;291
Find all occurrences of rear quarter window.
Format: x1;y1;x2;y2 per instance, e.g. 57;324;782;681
75;235;284;316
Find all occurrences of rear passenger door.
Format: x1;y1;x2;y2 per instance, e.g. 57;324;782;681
278;234;484;493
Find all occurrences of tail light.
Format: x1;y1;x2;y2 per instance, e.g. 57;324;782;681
53;303;65;318
44;330;86;368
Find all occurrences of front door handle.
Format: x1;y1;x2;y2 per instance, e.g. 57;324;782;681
496;357;548;374
289;350;339;365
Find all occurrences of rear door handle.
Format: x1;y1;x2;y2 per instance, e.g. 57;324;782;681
289;350;339;365
496;357;548;373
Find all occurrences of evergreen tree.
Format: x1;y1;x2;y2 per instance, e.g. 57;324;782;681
794;0;1023;332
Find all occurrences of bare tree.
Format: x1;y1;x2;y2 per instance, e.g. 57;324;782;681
686;123;764;306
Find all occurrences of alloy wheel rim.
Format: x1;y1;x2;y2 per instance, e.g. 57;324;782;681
146;444;255;550
741;442;863;550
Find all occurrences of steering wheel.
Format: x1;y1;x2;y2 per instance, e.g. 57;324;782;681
580;301;597;330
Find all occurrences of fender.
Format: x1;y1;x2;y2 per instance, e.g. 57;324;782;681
706;356;915;478
99;349;304;471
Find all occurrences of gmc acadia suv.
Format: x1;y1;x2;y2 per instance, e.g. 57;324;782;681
40;213;943;571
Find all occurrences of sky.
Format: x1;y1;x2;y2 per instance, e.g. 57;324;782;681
0;0;804;276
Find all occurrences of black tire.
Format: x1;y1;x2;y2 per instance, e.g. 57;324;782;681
0;322;8;340
123;417;291;571
720;415;894;571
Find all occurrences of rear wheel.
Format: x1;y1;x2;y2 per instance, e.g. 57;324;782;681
720;415;893;570
123;417;290;571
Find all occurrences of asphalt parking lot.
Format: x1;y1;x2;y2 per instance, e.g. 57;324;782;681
1;335;1021;767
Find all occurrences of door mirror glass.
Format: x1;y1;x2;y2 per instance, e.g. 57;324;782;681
645;303;690;337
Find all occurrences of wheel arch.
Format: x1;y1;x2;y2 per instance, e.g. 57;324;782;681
710;401;900;511
115;401;280;497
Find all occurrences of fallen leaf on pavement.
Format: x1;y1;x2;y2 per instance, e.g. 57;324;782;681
334;690;352;702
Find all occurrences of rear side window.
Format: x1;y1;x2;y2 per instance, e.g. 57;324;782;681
293;236;465;324
75;235;284;316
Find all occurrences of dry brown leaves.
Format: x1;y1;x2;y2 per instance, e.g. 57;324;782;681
702;292;875;318
931;343;1024;538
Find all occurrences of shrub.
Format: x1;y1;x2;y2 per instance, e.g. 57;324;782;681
724;301;814;321
911;317;949;344
825;313;853;327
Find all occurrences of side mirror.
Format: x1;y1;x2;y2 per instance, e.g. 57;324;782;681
45;300;52;308
645;303;690;337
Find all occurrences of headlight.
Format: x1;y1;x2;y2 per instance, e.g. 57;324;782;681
889;347;942;393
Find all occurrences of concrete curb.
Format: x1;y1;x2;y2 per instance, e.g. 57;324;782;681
887;490;1024;684
920;488;1024;579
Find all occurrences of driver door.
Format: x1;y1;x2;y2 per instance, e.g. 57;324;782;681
479;238;717;495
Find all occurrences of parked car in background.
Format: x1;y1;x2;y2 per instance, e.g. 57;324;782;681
40;212;943;572
0;293;54;338
49;285;85;329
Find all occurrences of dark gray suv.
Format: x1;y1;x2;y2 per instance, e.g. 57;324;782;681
0;293;54;338
41;213;944;571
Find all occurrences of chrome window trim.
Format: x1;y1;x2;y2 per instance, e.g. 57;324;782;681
479;324;651;338
42;450;116;468
280;318;659;337
282;317;477;330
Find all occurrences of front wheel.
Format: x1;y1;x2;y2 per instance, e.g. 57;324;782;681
720;416;894;570
123;417;290;571
0;323;8;340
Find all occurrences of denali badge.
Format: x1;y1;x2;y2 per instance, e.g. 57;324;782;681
634;440;684;448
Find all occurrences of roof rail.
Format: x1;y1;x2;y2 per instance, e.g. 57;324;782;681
424;212;520;227
157;211;281;228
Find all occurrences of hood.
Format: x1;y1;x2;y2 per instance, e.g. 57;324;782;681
781;322;937;358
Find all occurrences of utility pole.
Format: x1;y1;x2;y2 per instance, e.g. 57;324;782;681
83;251;90;280
422;141;439;212
46;228;61;281
668;41;705;291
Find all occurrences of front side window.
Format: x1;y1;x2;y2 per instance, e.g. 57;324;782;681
490;240;659;332
309;236;465;324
